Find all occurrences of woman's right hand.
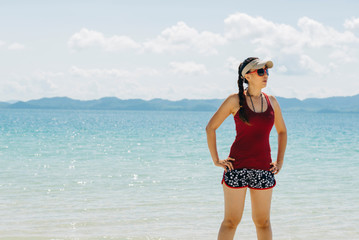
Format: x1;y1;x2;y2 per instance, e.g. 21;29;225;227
214;157;235;173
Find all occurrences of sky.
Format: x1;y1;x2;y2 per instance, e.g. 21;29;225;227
1;0;359;101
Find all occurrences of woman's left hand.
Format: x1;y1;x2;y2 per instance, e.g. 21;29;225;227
270;161;282;175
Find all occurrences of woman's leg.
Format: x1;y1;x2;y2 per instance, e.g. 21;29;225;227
249;188;273;240
218;184;247;240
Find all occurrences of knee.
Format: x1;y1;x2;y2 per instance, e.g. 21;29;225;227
222;217;241;229
252;216;271;228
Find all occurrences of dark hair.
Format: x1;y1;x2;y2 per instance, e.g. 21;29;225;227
237;57;258;123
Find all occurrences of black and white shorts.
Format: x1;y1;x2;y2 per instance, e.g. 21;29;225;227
221;168;276;189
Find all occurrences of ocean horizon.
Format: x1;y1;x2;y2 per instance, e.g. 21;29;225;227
0;109;358;239
1;93;359;113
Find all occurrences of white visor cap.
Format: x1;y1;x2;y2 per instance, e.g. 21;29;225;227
241;59;273;77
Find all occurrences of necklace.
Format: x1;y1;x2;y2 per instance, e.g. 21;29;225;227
248;92;263;113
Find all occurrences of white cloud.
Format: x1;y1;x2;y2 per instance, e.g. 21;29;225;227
225;57;241;73
224;13;359;55
135;67;160;77
69;22;227;55
224;12;300;54
0;40;5;47
33;71;65;79
69;66;160;78
68;28;141;51
344;17;359;29
0;68;155;101
8;42;25;50
70;66;133;78
32;71;65;90
169;61;208;75
297;17;358;47
329;48;355;63
0;72;63;101
277;65;288;73
223;11;359;82
299;55;326;74
143;21;227;55
4;12;359;101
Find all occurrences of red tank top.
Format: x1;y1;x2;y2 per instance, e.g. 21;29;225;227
228;92;274;171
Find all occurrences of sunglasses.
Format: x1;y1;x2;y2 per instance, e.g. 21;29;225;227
248;68;269;76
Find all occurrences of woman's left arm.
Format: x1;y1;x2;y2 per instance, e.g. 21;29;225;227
269;96;287;174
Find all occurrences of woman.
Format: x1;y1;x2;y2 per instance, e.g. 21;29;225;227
206;57;287;240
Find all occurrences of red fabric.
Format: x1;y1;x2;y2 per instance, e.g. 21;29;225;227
228;92;274;171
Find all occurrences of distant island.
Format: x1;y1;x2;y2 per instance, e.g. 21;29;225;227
0;94;358;113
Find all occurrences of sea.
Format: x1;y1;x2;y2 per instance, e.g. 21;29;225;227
0;109;358;240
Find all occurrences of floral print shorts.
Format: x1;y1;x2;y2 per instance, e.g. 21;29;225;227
221;168;276;189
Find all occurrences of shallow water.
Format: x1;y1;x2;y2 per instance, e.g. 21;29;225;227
0;109;358;239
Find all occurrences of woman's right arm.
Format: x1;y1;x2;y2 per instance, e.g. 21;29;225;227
206;94;237;172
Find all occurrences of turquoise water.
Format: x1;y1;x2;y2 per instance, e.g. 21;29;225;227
0;109;358;239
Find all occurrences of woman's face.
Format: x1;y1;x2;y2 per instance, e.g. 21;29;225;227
245;67;268;88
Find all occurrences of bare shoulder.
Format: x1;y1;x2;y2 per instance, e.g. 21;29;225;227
207;93;239;130
266;94;280;111
226;93;240;115
217;93;240;116
227;93;239;103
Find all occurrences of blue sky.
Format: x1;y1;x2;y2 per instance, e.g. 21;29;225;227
1;0;359;101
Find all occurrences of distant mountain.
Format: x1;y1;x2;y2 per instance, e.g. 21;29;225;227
275;94;359;112
0;94;358;112
0;102;11;108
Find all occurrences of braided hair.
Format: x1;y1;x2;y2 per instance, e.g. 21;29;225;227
237;57;258;124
